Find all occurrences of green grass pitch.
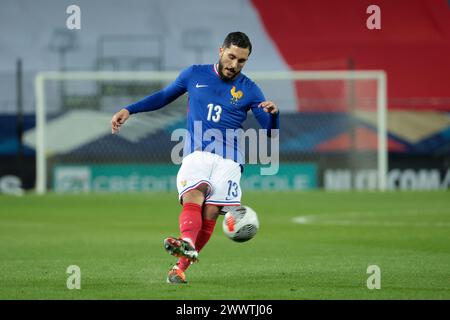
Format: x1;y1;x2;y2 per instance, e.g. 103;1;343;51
0;191;449;299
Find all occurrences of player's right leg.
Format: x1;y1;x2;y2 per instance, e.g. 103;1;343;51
163;187;208;263
175;204;221;273
165;186;210;283
174;154;242;274
164;152;214;283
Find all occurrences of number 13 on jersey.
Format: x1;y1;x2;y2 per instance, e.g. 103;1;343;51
207;103;222;122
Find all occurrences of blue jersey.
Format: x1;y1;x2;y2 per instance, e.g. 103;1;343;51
125;64;279;163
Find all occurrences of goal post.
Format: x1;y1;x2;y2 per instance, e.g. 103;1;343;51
33;70;387;194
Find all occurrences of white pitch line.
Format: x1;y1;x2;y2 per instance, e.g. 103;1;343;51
292;216;450;228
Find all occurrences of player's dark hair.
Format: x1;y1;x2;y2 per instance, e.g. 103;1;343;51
222;32;252;55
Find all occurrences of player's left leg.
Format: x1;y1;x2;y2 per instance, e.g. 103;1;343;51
195;204;221;251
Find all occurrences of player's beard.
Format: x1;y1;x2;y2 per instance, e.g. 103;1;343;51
217;60;240;81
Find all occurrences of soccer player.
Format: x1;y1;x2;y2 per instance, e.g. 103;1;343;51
111;32;279;284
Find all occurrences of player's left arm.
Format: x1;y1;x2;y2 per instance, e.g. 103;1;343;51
258;101;279;115
249;84;279;137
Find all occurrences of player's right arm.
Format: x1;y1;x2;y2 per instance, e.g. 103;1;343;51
111;66;192;134
111;108;130;134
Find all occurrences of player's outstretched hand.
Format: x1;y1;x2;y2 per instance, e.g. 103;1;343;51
111;108;130;134
258;101;279;114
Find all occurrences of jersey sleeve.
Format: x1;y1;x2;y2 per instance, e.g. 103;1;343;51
249;83;280;135
124;66;192;114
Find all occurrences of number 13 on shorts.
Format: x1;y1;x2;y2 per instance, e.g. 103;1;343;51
226;180;239;200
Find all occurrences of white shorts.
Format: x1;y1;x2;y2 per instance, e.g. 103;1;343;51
176;151;242;206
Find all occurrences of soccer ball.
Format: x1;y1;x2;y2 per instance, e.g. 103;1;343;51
222;206;259;242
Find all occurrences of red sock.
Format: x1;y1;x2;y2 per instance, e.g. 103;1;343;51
179;203;202;247
195;219;216;252
177;218;216;272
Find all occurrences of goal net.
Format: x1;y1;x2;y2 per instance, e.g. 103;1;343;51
27;70;387;194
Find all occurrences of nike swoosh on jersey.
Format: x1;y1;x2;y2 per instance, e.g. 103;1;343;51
196;83;208;88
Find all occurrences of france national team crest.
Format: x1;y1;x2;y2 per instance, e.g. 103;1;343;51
230;86;243;105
